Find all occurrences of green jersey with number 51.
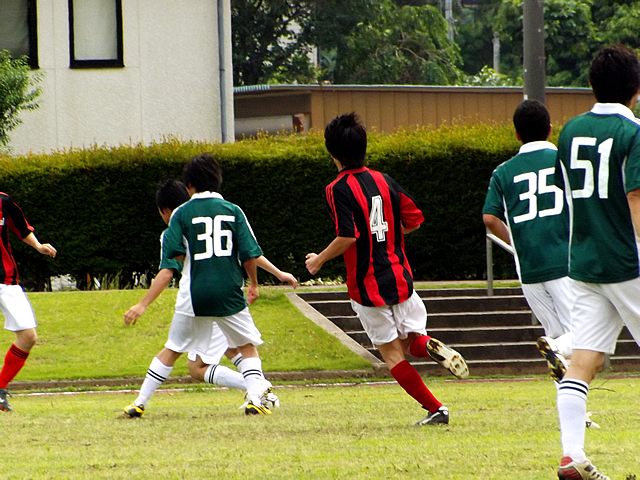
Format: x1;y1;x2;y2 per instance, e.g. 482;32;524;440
557;103;640;284
163;191;263;317
483;141;568;284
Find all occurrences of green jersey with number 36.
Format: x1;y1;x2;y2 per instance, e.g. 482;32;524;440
557;103;640;284
163;191;263;317
483;141;568;284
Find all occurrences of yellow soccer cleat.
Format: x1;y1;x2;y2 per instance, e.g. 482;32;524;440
123;403;145;418
245;402;272;415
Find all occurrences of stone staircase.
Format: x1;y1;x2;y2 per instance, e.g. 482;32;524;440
294;287;640;377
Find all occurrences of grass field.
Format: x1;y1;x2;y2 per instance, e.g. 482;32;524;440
2;288;371;382
1;285;638;478
1;377;639;479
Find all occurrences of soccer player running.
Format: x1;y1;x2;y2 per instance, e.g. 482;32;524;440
306;113;468;426
482;101;575;384
161;154;276;415
123;180;295;417
0;193;56;412
554;44;640;480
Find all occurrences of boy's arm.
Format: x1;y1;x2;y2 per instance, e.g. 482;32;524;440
483;214;511;245
22;233;57;258
627;188;640;237
243;257;259;304
402;225;420;235
124;268;174;325
256;255;298;288
305;236;357;275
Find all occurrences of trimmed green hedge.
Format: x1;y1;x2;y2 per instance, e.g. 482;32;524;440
0;125;523;290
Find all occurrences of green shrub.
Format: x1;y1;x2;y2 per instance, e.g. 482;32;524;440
0;125;520;290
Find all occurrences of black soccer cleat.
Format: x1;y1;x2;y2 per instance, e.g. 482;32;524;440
415;406;449;426
0;388;12;412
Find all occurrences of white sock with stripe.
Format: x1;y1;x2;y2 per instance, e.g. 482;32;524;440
239;356;265;405
230;353;243;369
557;378;589;463
204;364;246;391
135;357;173;408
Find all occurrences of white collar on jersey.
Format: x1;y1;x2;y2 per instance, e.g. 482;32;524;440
191;191;224;200
591;103;635;120
518;140;557;155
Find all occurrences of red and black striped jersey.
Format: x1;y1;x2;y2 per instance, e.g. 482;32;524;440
0;193;34;285
325;167;424;307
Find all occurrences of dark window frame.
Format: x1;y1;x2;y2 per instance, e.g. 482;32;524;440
68;0;123;69
26;0;38;68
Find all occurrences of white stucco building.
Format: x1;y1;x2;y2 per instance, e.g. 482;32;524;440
1;0;234;155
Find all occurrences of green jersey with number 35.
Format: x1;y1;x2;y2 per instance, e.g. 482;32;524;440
163;191;263;317
557;103;640;284
483;141;568;284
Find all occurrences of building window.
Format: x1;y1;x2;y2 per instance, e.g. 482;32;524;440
69;0;123;68
0;0;38;68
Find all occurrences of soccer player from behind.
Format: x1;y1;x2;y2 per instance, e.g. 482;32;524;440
553;44;640;480
123;179;295;417
0;193;56;412
482;100;575;384
306;113;468;426
162;154;275;415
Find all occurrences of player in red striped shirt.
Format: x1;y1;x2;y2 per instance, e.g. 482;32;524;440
0;193;56;411
306;113;468;425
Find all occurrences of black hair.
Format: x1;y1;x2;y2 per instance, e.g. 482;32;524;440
156;179;190;212
324;112;367;169
183;153;223;193
589;44;640;106
513;100;550;144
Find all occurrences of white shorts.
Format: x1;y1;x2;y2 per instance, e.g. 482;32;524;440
166;307;263;355
350;291;427;345
187;322;228;365
521;276;573;338
569;277;640;354
0;285;37;331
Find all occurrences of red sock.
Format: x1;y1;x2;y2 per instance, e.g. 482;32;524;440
390;360;442;412
0;344;30;388
409;334;432;358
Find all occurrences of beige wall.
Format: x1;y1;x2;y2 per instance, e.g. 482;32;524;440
308;87;595;133
235;86;596;136
10;0;233;155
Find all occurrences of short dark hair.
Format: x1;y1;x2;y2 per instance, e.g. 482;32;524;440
589;44;640;105
324;112;367;169
183;153;223;193
513;100;550;144
156;179;190;212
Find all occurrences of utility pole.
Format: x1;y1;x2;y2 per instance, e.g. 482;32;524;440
445;0;454;42
492;32;500;73
523;0;546;104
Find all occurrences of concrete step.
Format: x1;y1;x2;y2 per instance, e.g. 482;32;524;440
329;311;537;331
293;288;640;376
307;291;530;317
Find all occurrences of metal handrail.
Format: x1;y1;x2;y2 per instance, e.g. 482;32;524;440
486;230;538;327
486;230;513;296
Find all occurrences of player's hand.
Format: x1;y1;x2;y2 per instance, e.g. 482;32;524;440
305;253;322;275
39;244;57;258
124;304;146;326
278;272;298;289
246;284;259;304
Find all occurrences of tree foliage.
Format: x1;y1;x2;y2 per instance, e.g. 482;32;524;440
330;3;462;85
231;0;640;88
231;0;463;86
231;0;316;86
0;50;41;149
